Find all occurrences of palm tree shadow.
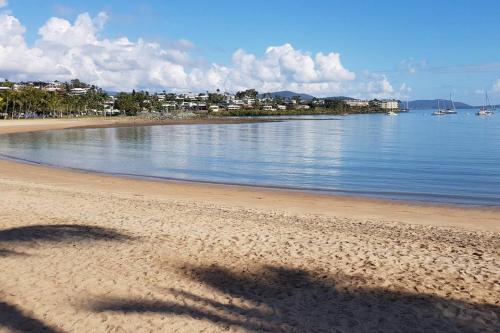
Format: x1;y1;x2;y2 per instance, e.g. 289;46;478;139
92;265;500;332
0;248;27;257
0;224;133;244
0;224;132;332
0;301;62;333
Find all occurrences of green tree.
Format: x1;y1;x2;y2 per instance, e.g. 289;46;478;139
115;92;140;116
236;89;258;99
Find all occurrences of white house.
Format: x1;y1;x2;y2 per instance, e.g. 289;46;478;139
227;104;241;111
209;105;220;112
277;105;287;110
243;98;255;106
69;88;89;96
262;105;275;111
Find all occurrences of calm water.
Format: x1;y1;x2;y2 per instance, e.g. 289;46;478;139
1;110;499;205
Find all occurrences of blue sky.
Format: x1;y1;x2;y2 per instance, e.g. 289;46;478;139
2;0;500;103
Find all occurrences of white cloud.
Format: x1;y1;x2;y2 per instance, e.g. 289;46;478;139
353;72;395;99
399;58;427;74
0;0;7;9
493;79;500;93
0;11;400;99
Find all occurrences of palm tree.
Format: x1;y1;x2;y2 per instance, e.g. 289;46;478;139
47;92;62;118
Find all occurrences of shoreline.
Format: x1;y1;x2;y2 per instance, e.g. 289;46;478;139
1;150;499;209
0;117;499;232
0;116;281;134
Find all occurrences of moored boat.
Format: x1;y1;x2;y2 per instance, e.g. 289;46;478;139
476;91;494;116
443;93;457;114
432;99;447;115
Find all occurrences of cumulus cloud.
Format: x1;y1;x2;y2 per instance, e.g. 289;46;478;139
0;11;400;98
353;72;395;99
493;79;500;93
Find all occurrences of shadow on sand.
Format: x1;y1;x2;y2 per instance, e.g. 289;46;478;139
0;301;62;333
92;264;500;332
0;224;132;244
0;224;132;333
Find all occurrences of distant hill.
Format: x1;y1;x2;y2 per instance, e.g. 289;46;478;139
258;91;315;100
407;99;474;109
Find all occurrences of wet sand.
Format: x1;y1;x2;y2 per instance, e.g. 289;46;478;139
0;118;499;332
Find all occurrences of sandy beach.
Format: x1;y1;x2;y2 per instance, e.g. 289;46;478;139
0;119;499;332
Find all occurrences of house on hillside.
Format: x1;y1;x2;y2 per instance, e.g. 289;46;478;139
44;82;64;92
227;104;241;111
69;88;89;96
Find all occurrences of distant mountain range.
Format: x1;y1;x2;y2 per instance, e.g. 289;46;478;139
405;99;474;109
260;91;478;109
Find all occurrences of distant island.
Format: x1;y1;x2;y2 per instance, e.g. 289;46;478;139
405;100;474;110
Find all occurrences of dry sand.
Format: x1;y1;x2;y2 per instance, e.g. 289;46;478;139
0;119;499;332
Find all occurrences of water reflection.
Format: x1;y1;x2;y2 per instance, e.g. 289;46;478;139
0;111;499;205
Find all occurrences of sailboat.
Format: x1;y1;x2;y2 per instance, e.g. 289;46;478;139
400;100;410;112
444;93;457;114
477;91;494;116
432;99;447;115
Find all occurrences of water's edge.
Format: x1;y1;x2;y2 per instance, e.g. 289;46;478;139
1;152;496;209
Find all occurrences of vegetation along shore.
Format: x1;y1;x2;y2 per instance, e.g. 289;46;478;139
0;79;406;120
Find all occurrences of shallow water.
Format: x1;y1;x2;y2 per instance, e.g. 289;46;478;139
1;110;499;205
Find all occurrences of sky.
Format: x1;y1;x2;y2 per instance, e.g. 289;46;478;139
0;0;499;104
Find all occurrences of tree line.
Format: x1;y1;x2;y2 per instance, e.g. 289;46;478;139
0;79;108;119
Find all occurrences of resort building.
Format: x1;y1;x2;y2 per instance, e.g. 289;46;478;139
377;99;399;110
345;100;369;107
227;104;241;111
262;105;275;111
209;105;220;112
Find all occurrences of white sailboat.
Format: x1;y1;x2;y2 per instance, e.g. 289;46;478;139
432;99;447;115
400;100;410;112
444;93;457;114
477;91;494;116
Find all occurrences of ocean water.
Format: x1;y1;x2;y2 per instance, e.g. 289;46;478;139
1;110;499;206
